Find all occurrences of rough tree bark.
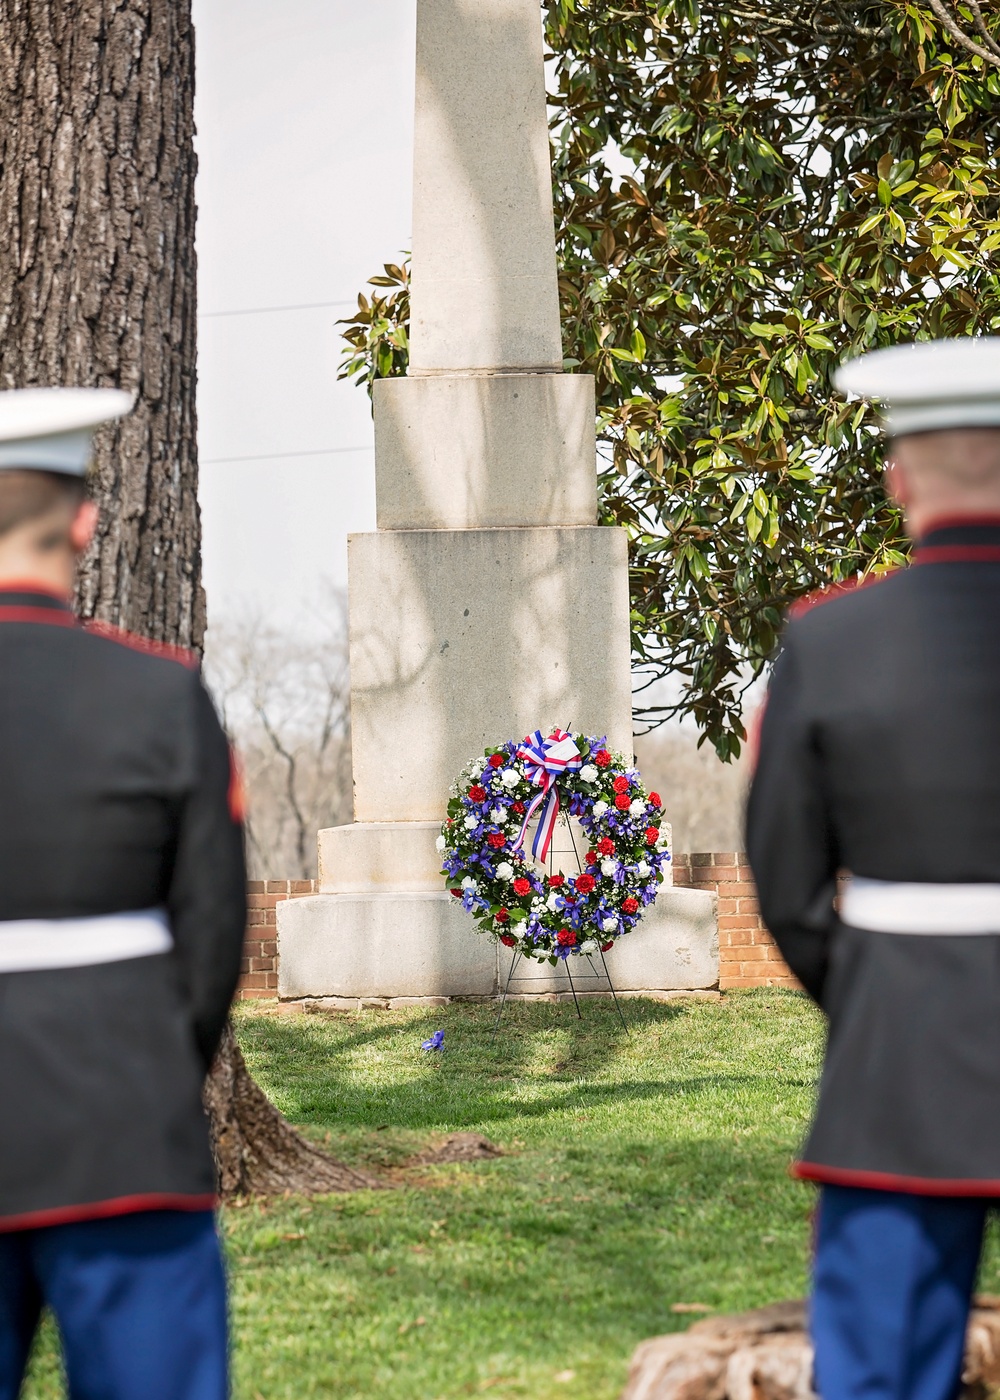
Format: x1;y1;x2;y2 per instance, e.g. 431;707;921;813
0;0;365;1198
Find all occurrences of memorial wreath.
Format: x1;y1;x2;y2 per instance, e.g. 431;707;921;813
439;729;670;962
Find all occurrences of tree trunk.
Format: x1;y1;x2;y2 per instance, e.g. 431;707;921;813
204;1025;382;1197
0;0;365;1199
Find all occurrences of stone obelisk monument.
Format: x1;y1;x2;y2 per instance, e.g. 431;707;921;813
277;0;716;1000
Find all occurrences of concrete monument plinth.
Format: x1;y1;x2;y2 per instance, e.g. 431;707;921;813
276;0;719;1000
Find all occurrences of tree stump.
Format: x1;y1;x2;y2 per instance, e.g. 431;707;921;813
622;1298;1000;1400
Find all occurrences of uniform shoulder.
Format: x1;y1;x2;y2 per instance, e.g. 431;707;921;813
82;620;199;672
787;569;901;625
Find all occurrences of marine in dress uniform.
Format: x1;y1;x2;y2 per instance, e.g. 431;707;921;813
0;389;247;1400
746;339;1000;1400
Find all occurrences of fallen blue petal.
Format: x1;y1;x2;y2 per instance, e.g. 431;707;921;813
421;1030;445;1051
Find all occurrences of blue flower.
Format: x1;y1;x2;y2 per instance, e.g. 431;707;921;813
421;1029;445;1051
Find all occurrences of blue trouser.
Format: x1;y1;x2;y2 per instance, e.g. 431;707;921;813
813;1185;989;1400
0;1209;227;1400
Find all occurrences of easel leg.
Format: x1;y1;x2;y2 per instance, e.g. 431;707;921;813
492;949;521;1043
600;949;629;1034
564;959;583;1019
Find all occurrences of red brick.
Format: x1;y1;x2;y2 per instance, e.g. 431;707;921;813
247;881;266;894
241;972;270;988
737;944;769;962
289;880;312;893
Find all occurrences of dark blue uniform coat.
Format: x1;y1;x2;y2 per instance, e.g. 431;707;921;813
746;520;1000;1193
0;587;246;1230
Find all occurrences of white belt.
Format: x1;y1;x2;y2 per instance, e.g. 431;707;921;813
841;878;1000;935
0;908;173;973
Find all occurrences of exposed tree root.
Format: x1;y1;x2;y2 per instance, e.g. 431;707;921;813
203;1022;384;1198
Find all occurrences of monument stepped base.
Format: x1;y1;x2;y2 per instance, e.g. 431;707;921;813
276;883;718;1002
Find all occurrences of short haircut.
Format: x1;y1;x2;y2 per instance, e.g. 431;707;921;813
0;470;87;540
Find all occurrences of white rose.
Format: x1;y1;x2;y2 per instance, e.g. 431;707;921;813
500;769;520;788
600;858;618;877
579;764;598;783
463;814;477;830
593;800;609;817
546;892;562;911
435;834;447;852
629;798;645;817
636;860;651;878
602;916;618;933
658;828;670;847
469;761;484;779
461;876;477;891
492;807;507;825
579;938;599;955
496;861;514;880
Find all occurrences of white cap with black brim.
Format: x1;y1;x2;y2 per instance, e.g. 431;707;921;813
834;337;1000;438
0;387;135;476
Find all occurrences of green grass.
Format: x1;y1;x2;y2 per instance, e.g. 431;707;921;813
40;987;1000;1399
22;991;1000;1397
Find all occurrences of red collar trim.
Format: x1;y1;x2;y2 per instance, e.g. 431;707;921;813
0;605;77;627
915;544;1000;565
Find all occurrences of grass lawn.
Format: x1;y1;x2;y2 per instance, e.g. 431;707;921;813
24;990;1000;1399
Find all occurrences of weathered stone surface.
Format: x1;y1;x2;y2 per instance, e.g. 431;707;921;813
621;1299;1000;1400
318;822;443;893
347;526;633;823
497;888;718;995
373;373;597;530
409;0;562;372
276;892;497;1000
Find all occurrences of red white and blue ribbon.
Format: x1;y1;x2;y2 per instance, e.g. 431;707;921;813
512;729;582;863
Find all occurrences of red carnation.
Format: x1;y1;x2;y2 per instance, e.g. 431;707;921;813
614;794;631;811
487;831;506;849
450;889;462;898
622;897;639;914
495;907;510;923
548;874;565;889
601;940;614;952
597;837;615;856
649;791;662;808
585;850;598;866
646;826;660;845
594;749;612;768
613;775;629;794
512;801;526;815
488;753;505;768
575;873;596;894
499;933;516;947
468;784;487;802
513;877;531;896
557;928;577;947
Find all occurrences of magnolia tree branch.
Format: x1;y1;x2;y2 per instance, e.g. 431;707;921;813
925;0;1000;65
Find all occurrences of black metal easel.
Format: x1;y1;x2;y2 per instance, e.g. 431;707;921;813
491;813;629;1040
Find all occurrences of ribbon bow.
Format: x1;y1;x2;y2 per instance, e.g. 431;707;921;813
512;729;582;863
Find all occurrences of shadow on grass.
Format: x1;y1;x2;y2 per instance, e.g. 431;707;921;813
234;995;815;1138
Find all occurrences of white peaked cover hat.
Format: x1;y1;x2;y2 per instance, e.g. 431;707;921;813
834;337;1000;438
0;387;135;476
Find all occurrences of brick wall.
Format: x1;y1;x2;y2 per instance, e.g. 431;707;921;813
235;856;797;999
672;852;798;990
238;880;317;999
